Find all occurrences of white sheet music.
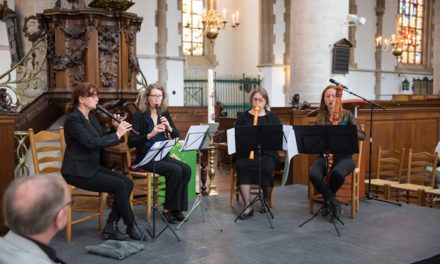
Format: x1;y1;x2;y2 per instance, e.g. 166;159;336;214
283;125;299;161
180;125;209;151
226;128;235;155
132;138;177;169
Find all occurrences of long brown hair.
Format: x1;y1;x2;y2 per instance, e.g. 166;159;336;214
136;83;167;113
316;85;343;125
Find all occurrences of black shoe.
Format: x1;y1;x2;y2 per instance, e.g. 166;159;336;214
173;210;186;222
239;209;254;220
329;197;343;218
259;206;268;214
126;222;146;241
320;203;330;217
101;221;128;240
162;210;177;224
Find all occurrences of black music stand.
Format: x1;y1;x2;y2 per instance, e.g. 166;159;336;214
232;124;283;228
133;139;181;242
176;123;223;231
295;125;358;237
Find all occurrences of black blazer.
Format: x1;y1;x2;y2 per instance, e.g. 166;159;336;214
128;110;179;164
61;108;120;178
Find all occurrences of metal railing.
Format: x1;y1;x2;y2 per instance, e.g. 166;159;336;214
184;73;261;118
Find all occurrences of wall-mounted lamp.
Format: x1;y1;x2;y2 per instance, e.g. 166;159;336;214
346;14;366;26
402;78;410;91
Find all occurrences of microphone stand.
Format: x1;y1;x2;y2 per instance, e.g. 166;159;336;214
337;87;401;206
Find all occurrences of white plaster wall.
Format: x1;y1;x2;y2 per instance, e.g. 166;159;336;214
260;66;286;107
166;60;184;106
130;1;157;89
138;56;158;86
353;0;376;70
214;0;236;74
215;0;259;76
347;71;376;99
131;0;156;56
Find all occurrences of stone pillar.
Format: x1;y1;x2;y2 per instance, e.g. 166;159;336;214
374;0;385;100
289;0;349;103
156;0;167;88
258;0;287;107
434;0;440;94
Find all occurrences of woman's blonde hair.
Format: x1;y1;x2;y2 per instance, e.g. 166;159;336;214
316;85;343;125
136;83;167;113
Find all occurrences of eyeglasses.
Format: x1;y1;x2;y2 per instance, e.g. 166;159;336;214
149;95;163;99
63;199;75;208
253;98;265;103
88;94;98;99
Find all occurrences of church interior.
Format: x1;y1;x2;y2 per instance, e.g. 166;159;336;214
0;0;439;263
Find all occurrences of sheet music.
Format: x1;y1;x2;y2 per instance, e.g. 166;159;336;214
180;125;209;151
281;125;299;186
226;128;235;155
283;125;299;161
199;123;219;149
132;138;177;168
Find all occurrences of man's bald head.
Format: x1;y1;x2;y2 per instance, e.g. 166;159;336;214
2;174;68;236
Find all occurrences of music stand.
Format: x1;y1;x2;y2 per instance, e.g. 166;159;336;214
176;123;223;231
132;138;181;241
295;125;358;236
232;124;283;228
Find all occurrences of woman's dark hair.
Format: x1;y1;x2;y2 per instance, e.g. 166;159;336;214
72;82;98;108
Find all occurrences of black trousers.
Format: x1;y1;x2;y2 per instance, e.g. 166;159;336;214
309;156;355;200
63;167;134;226
141;155;191;211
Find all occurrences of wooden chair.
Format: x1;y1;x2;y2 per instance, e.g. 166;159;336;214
229;157;280;208
122;134;166;219
28;127;104;242
388;149;438;205
308;138;364;219
366;146;405;200
423;188;440;208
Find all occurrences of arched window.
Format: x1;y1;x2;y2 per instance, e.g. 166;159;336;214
398;0;424;64
182;0;204;56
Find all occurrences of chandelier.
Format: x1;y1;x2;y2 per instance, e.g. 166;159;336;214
375;15;404;57
201;0;240;42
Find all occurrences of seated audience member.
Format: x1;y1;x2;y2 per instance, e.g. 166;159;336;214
0;174;69;264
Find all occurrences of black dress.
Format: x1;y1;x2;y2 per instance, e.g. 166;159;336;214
234;109;281;188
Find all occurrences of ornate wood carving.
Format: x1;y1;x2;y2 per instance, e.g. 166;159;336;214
53;24;88;86
98;25;119;88
39;9;143;97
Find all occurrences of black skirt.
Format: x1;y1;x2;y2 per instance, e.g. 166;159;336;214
235;154;276;188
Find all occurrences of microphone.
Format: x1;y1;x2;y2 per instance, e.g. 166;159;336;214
329;79;348;90
96;105;139;135
156;104;170;139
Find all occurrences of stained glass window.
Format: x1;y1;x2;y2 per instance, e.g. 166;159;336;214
182;0;204;56
398;0;424;64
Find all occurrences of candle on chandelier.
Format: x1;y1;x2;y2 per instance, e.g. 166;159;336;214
375;36;382;47
232;13;236;25
236;11;239;23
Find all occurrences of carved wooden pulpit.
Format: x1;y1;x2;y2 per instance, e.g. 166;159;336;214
39;8;143;101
